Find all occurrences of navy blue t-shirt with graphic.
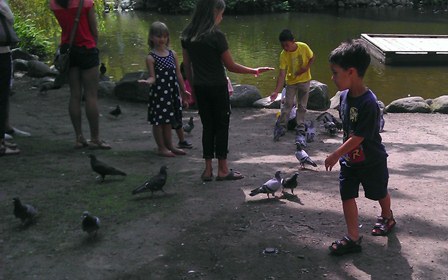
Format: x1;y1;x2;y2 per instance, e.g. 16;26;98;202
339;89;388;167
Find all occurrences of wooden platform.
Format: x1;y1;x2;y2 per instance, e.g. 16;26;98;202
361;33;448;65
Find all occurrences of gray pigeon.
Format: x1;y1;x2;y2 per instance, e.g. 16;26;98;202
13;197;38;226
273;120;285;142
295;131;307;149
316;112;342;135
305;120;315;142
82;211;100;238
132;166;168;195
281;172;299;195
183;117;194;134
295;145;317;169
249;171;282;199
88;154;127;182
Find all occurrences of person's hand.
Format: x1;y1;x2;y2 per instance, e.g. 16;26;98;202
254;67;275;77
324;153;339;171
270;92;279;102
138;79;153;85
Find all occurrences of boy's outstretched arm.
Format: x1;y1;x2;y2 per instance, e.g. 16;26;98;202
270;69;286;101
325;135;364;171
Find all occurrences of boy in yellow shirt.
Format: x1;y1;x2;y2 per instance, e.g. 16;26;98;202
270;29;315;138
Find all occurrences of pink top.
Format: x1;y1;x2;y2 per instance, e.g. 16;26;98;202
50;0;96;48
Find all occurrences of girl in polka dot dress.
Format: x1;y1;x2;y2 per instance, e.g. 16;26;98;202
139;21;190;157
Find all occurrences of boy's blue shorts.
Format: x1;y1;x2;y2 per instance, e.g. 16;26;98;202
339;159;389;201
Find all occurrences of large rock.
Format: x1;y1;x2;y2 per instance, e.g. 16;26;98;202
114;72;150;102
253;96;279;109
230;84;262;108
307;80;330;111
430;95;448;114
11;48;38;61
385;96;431;113
12;59;29;72
27;60;58;78
98;81;116;98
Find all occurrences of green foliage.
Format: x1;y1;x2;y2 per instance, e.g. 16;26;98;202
13;16;53;59
9;0;104;58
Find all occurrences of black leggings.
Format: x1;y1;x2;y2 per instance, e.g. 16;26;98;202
0;52;12;140
194;84;230;159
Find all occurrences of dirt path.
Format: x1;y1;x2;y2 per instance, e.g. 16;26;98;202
1;76;448;279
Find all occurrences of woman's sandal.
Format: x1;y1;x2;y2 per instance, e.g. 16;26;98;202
329;235;363;256
201;170;214;182
88;140;111;150
372;211;396;236
74;136;89;149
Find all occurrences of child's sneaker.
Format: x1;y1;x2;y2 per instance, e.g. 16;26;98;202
178;140;193;149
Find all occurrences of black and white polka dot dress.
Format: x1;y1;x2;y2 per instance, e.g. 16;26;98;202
147;50;182;127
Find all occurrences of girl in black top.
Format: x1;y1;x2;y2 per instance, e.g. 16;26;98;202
181;0;273;181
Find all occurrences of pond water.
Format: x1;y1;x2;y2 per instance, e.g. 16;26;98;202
98;8;448;105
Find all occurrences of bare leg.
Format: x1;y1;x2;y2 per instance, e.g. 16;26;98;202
378;193;392;218
153;124;174;157
176;128;185;143
81;66;100;142
342;198;360;241
203;158;213;177
217;158;229;178
68;67;84;141
163;124;185;155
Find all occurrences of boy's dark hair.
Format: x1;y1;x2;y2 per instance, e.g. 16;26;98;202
329;39;371;77
279;29;295;42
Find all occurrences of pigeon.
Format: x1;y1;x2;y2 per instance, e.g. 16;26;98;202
316;112;342;135
295;145;317;169
82;211;100;238
100;63;107;75
13;197;38;226
109;105;122;118
273;119;285;142
249;171;282;199
132;166;168;195
295;131;307;149
305;120;316;142
183;117;194;134
99;63;110;81
88;154;127;182
281;172;299;195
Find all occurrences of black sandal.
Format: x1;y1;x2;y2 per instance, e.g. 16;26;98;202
329;235;362;256
372;211;396;236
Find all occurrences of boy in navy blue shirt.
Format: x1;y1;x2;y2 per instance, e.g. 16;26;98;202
324;39;395;256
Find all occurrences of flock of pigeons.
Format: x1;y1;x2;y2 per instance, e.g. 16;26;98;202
13;161;169;238
11;110;346;235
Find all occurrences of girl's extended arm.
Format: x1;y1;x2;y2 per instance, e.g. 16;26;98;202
324;135;364;171
221;50;274;75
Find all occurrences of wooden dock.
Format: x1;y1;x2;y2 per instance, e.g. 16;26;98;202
361;33;448;65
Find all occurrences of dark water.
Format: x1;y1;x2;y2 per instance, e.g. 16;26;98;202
98;9;448;105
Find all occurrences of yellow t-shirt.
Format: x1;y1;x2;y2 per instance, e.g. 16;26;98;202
279;42;313;85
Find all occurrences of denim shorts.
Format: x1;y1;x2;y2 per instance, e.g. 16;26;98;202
61;45;99;70
339;159;389;201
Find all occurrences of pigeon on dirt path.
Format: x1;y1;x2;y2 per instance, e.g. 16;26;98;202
132;166;168;195
82;211;100;238
109;105;121;118
295;145;317;169
13;197;38;226
281;172;299;195
273;120;285;142
249;171;282;199
316;112;342;136
88;154;127;182
183;117;194;134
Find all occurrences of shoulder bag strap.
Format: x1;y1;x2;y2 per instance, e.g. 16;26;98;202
67;0;84;49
